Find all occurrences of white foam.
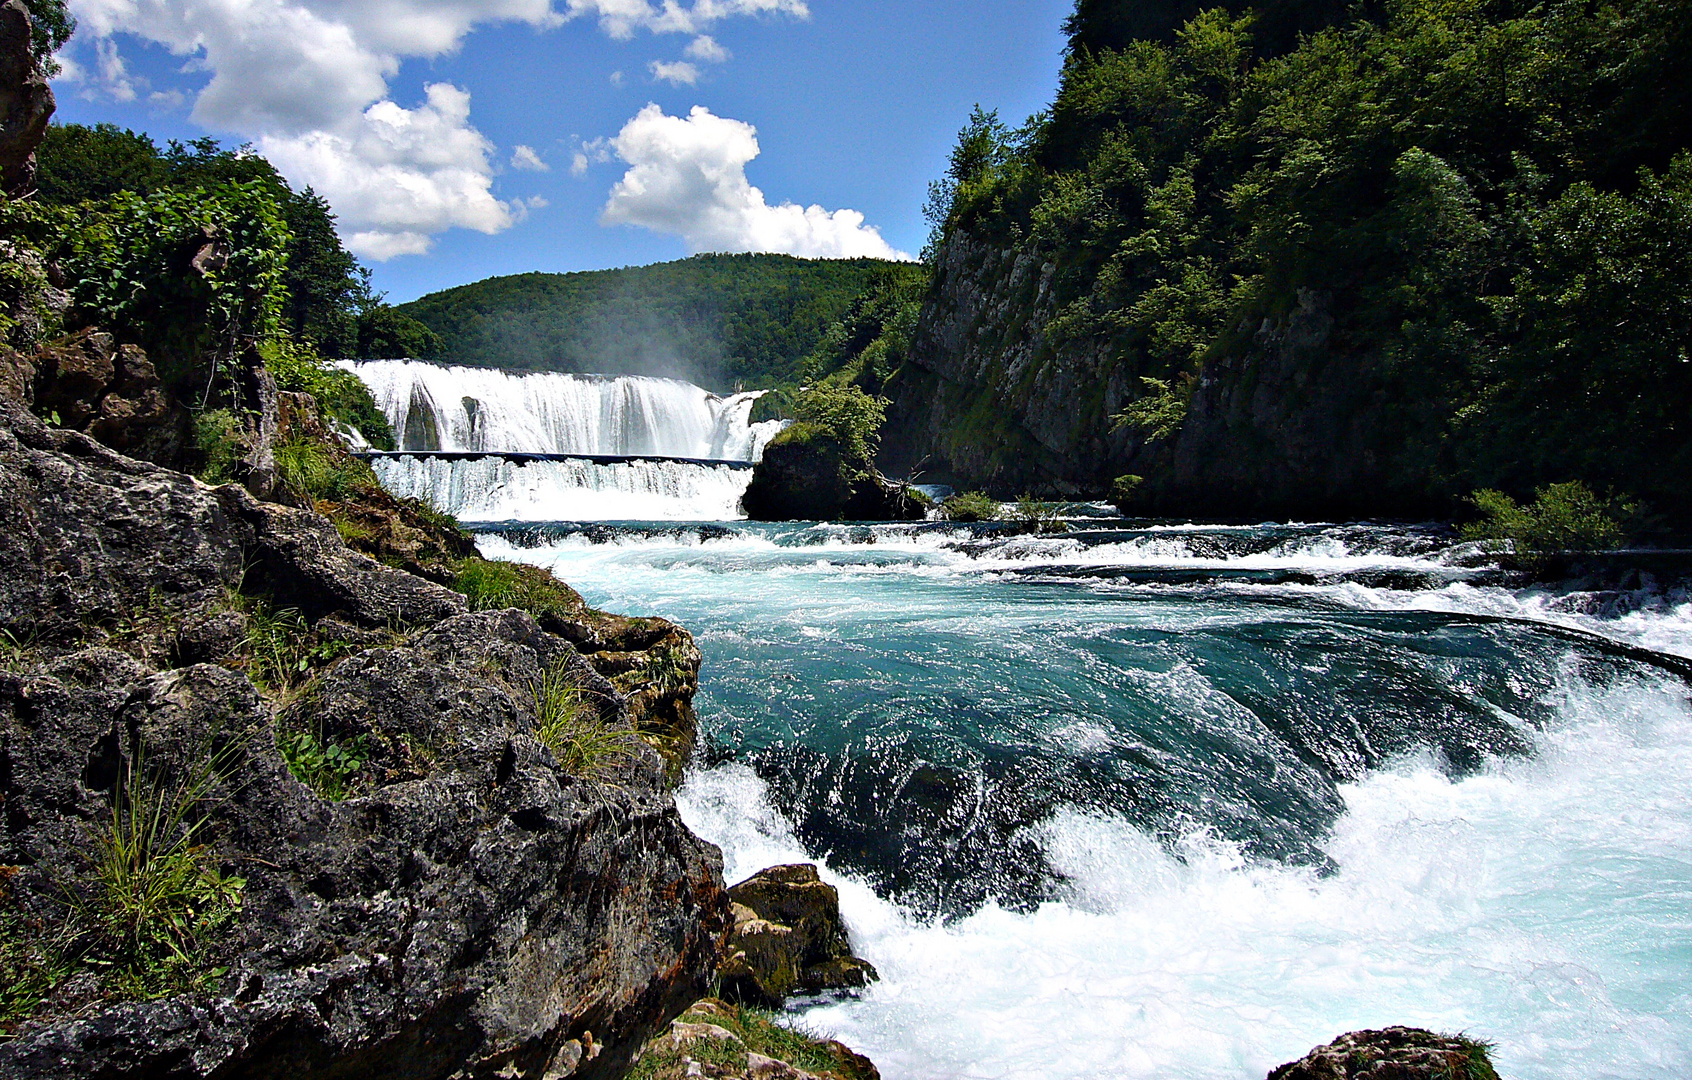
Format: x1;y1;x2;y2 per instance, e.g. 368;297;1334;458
682;675;1692;1080
370;455;753;522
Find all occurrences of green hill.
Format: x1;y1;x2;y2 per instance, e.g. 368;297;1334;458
397;253;919;392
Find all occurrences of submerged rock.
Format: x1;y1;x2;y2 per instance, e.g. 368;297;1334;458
1268;1027;1501;1080
718;864;878;1007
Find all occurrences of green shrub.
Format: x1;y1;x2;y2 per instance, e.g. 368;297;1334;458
1011;494;1069;534
1109;474;1144;512
261;337;395;449
775;384;888;469
942;491;1001;522
1461;481;1634;556
193;408;244;484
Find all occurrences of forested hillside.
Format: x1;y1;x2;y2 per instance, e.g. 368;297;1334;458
398;255;919;391
889;0;1692;524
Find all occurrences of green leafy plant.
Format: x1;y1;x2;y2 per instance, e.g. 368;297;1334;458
941;490;1001;522
193;408;244;485
73;740;247;1001
279;729;368;801
773;384;890;474
1111;377;1189;443
1461;481;1634;558
260;337;395;448
1109;474;1144;513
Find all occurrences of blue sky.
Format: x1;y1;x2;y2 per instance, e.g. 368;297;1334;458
53;0;1072;302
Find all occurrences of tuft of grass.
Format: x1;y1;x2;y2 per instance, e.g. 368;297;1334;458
453;557;584;621
193;408;244;485
629;999;871;1080
0;876;73;1039
941;490;1000;522
278;728;368;801
532;659;633;779
1454;1035;1501;1080
72;740;247;1002
403;495;468;537
272;438;378;503
636;644;692;695
238;600;355;698
1461;481;1634;561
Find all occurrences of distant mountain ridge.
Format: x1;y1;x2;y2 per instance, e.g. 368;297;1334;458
397;253;911;392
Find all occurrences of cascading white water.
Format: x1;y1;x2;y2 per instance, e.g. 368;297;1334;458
341;359;784;460
342;359;788;521
369;454;754;523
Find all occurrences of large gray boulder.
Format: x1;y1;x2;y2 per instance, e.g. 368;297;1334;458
0;392;732;1078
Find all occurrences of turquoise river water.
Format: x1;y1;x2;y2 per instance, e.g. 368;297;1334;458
478;517;1692;1080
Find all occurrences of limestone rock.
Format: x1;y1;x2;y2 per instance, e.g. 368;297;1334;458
0;381;733;1079
1268;1027;1501;1080
631;998;879;1080
719;864;878;1006
0;0;53;196
33;329;191;467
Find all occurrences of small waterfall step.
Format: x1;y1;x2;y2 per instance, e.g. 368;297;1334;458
356;450;756;470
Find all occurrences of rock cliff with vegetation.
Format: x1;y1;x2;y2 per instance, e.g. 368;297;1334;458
0;11;744;1076
886;0;1692;526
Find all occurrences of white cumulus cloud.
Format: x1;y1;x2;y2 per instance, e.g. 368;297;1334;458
649;59;699;85
601;104;909;260
511;144;549;171
685;34;730;62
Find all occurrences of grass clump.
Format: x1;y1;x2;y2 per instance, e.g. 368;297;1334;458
532;658;633;779
941;490;1000;522
453;557;584;620
272;438;378;503
71;741;247;1002
1453;1035;1502;1080
0;876;72;1038
628;999;871;1080
1461;481;1634;558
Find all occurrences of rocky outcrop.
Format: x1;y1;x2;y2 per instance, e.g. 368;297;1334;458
717;865;878;1007
0;0;52;196
631;998;879;1080
742;438;929;522
0;392;732;1078
880;230;1132;498
31;328;192;467
1268;1027;1500;1080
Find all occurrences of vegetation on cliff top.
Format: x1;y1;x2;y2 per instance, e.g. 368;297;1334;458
396;254;913;391
921;0;1692;522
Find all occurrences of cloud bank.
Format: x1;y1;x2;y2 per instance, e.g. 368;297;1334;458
601;104;909;260
64;0;806;259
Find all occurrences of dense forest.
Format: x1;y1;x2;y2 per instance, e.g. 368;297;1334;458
892;0;1692;525
398;255;919;392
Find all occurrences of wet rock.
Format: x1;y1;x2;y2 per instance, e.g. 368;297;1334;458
1268;1027;1501;1080
0;0;54;196
719;865;879;1006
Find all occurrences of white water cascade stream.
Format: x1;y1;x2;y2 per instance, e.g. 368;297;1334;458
343;360;786;521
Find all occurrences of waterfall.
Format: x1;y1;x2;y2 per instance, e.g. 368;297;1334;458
341;359;785;460
342;360;786;522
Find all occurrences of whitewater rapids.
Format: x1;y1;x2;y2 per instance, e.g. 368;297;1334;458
483;520;1692;1080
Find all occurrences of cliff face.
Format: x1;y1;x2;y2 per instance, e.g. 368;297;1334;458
0;391;730;1078
882;231;1133;499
